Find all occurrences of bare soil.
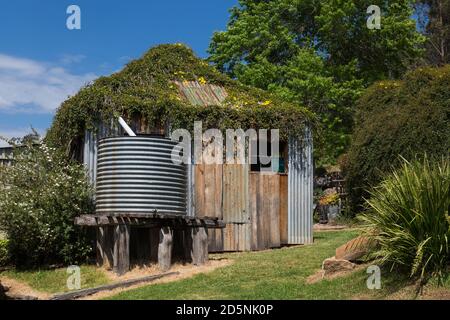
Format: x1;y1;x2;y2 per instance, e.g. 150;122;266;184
0;277;51;300
0;259;232;300
306;263;368;284
81;259;232;300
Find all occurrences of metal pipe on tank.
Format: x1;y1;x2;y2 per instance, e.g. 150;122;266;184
118;117;136;137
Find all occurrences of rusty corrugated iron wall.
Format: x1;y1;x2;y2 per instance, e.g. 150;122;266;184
222;164;249;224
175;81;228;106
222;164;251;251
249;172;281;250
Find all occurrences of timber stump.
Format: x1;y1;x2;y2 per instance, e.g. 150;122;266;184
75;213;225;275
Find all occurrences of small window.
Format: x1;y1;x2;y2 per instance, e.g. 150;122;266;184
250;138;287;173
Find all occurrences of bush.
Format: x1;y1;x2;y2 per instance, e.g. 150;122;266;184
0;239;9;266
345;65;450;212
360;157;450;285
0;143;94;268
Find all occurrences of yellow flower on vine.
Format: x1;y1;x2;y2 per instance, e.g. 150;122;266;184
261;100;271;106
198;76;207;85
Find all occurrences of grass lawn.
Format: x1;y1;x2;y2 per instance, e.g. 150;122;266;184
108;229;449;300
2;229;448;299
105;230;378;300
1;265;110;294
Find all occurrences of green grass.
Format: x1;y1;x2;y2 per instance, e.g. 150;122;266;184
1;265;110;294
2;230;448;299
107;229;449;300
108;230;370;300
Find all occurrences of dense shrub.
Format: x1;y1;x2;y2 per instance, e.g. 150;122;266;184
0;143;94;267
360;157;450;285
345;65;450;212
0;239;9;266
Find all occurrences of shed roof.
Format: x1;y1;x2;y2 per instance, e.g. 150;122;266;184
46;44;315;152
174;81;228;106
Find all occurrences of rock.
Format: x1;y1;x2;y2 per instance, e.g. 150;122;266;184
322;257;355;276
335;236;373;262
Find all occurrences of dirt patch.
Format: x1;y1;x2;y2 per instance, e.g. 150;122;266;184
0;258;233;300
419;287;450;300
350;278;450;300
0;277;51;300
306;263;367;284
381;283;450;300
306;270;325;284
80;258;233;300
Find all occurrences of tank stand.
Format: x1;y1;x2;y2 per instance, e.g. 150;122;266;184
75;213;225;275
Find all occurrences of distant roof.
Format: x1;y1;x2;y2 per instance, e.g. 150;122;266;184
0;141;11;148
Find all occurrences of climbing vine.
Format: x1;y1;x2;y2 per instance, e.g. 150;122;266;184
46;44;315;153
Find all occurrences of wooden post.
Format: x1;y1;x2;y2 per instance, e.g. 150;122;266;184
158;226;173;271
113;225;130;275
96;226;114;269
191;226;209;265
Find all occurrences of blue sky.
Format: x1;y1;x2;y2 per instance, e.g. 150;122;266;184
0;0;236;146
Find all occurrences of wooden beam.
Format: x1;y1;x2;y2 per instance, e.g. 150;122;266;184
75;214;225;228
50;272;179;300
75;215;96;226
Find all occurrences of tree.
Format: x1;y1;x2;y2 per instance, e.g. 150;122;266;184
209;0;425;164
416;0;450;65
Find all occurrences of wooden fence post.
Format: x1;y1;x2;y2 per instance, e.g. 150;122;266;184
113;225;130;275
158;226;173;271
97;226;114;269
191;226;209;265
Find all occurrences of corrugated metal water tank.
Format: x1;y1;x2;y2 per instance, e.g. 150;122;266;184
95;136;187;214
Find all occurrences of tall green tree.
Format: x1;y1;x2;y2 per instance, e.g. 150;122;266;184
416;0;450;65
209;0;425;164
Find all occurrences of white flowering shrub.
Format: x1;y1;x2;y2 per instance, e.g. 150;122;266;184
0;143;94;267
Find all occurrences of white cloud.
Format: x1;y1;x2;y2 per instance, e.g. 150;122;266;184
0;54;45;76
0;54;96;113
60;54;86;65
